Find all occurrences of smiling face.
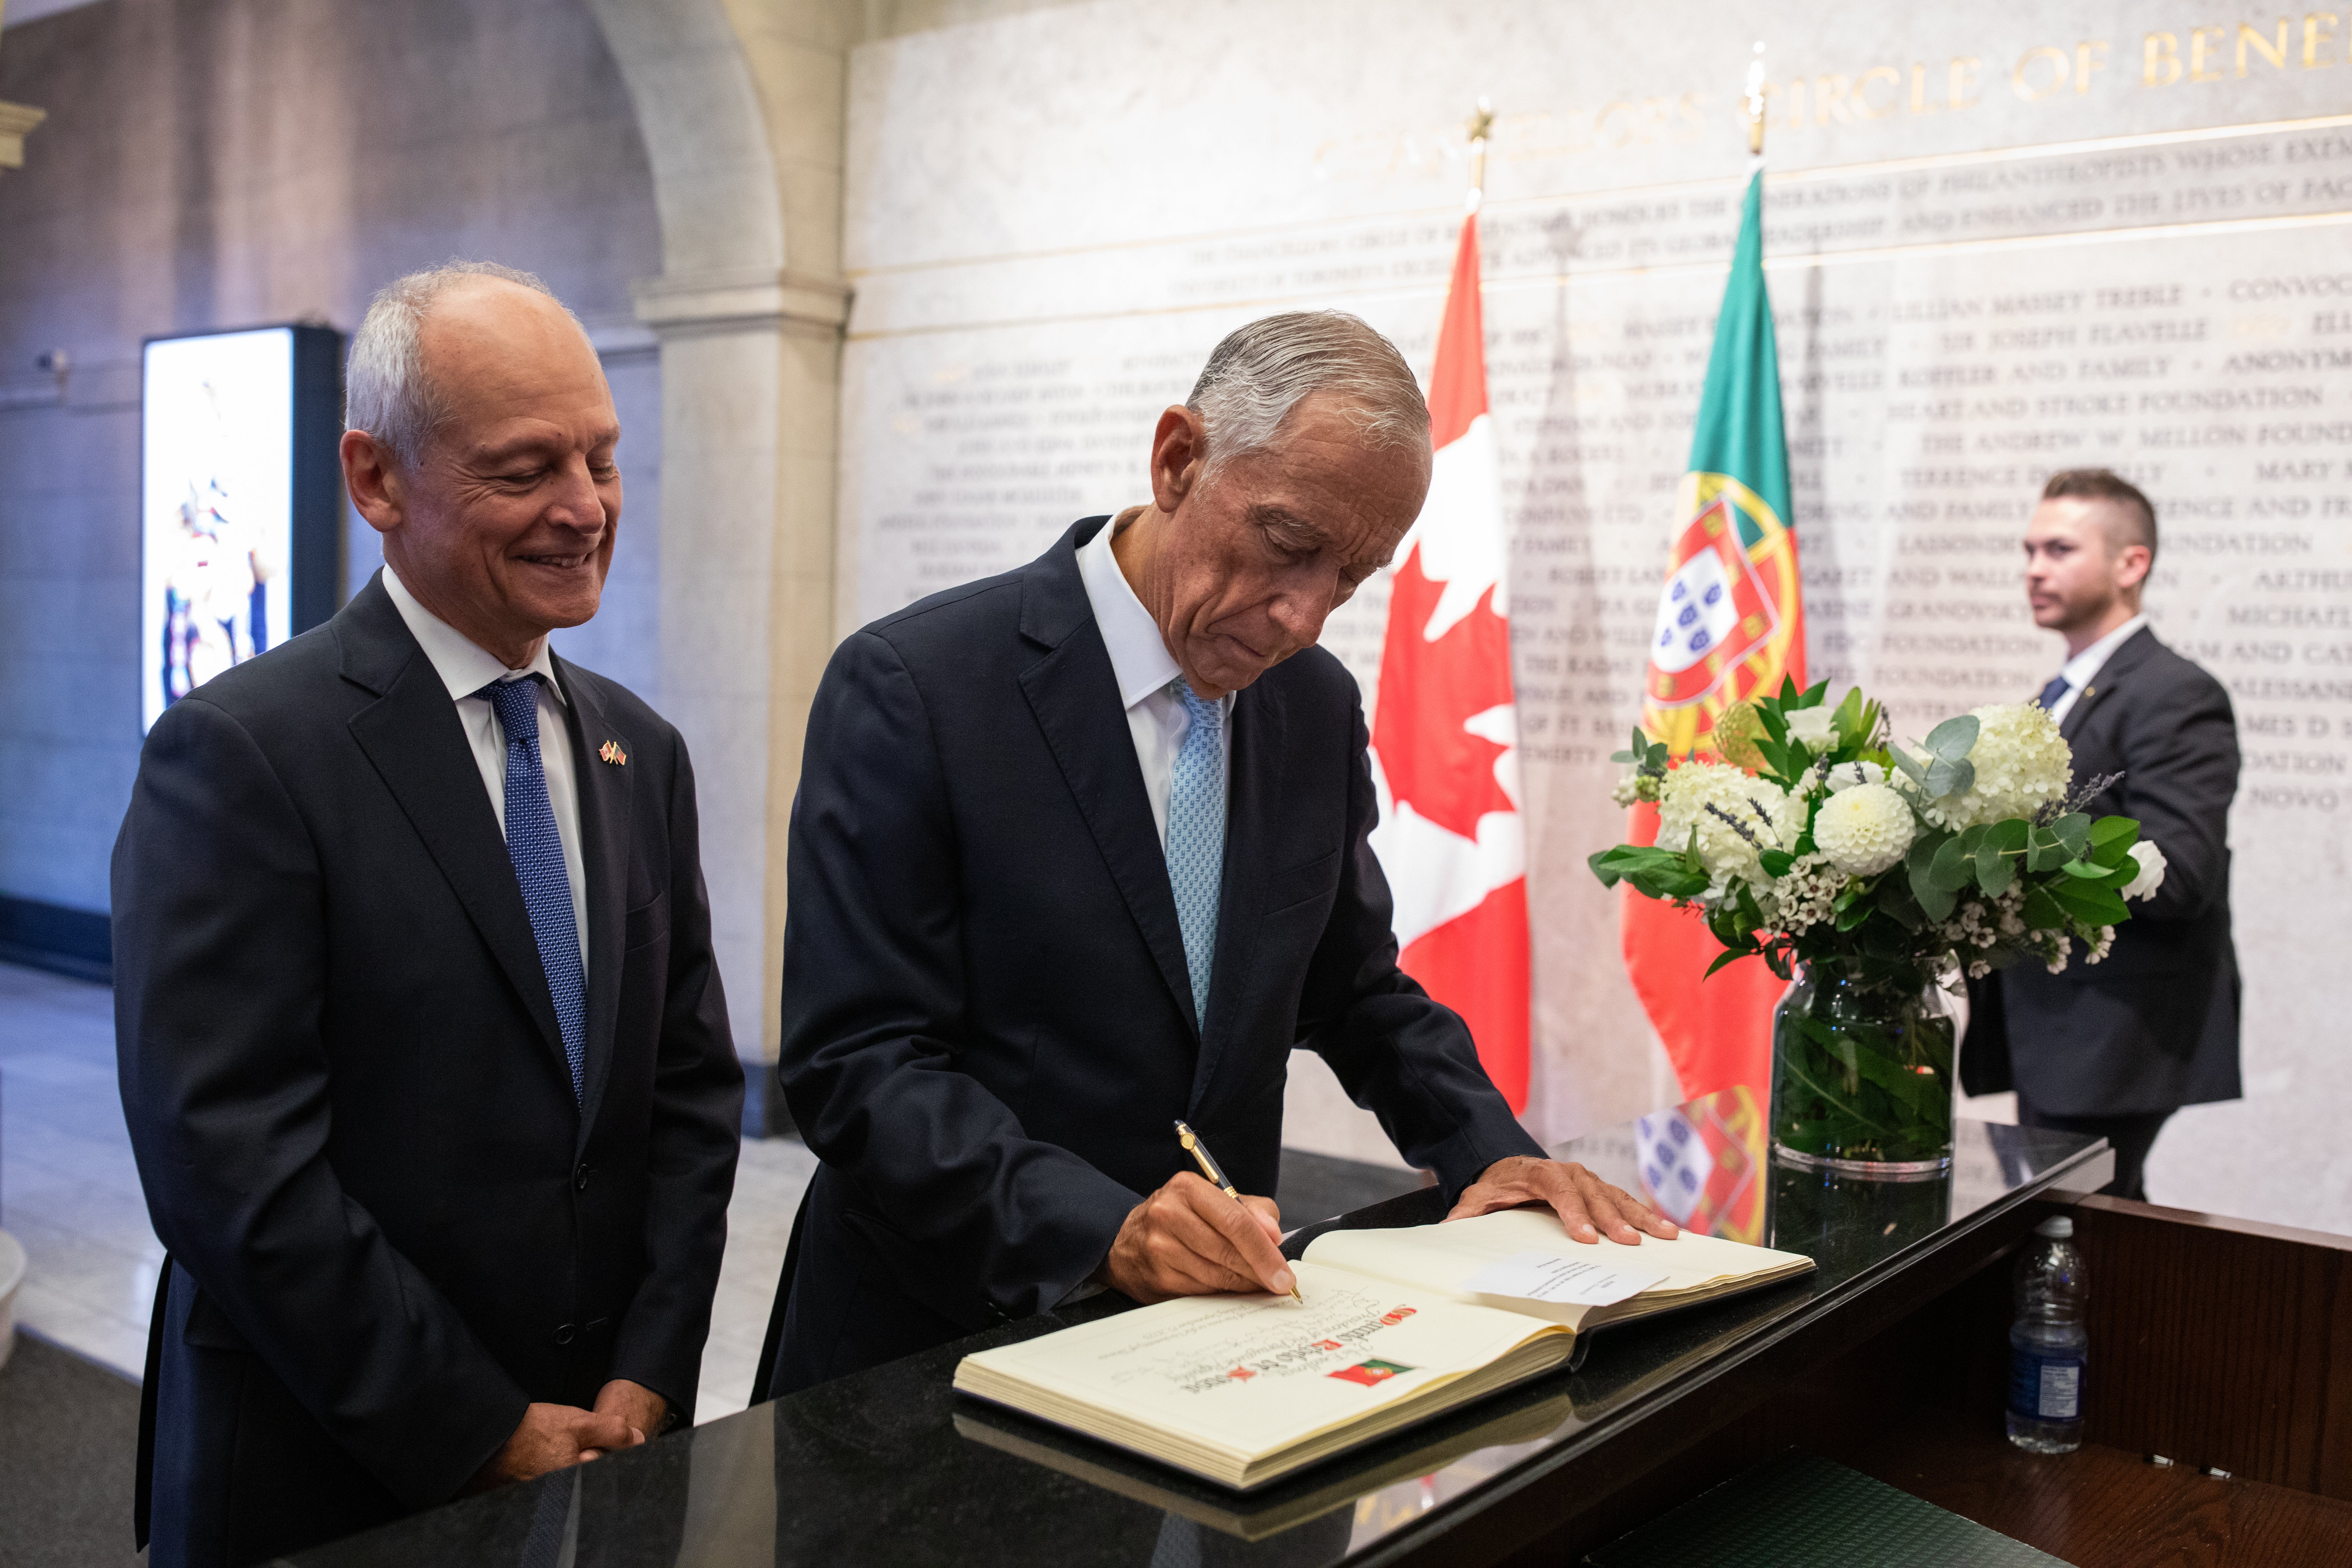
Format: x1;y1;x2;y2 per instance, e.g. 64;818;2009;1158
344;278;620;666
2023;495;2149;644
1130;394;1430;696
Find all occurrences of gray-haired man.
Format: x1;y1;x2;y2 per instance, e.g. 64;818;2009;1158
114;263;741;1564
758;312;1673;1398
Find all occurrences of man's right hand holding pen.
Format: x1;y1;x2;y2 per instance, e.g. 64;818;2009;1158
1097;1171;1297;1304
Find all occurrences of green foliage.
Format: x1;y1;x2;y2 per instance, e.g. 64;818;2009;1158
1588;681;2143;993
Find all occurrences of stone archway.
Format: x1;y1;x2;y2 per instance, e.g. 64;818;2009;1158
584;0;851;1073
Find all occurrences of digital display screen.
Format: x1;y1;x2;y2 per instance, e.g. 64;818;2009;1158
140;327;301;732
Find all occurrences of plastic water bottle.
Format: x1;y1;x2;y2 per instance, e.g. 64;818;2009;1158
2007;1214;2087;1453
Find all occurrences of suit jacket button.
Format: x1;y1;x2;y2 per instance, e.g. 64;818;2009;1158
575;1164;590;1191
555;1323;576;1346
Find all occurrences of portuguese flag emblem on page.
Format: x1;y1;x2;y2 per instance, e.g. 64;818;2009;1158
1620;168;1806;1112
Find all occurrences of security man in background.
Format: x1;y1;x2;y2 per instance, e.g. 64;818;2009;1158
1964;468;2242;1202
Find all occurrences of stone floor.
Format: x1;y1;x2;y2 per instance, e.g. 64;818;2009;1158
0;960;811;1420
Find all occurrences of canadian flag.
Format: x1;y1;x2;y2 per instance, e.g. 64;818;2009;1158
1369;211;1531;1112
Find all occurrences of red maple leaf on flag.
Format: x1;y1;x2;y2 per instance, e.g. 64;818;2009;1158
1373;545;1516;841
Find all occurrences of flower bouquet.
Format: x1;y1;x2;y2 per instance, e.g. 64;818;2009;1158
1590;679;2166;1174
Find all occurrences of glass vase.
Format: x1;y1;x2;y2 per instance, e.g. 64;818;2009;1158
1769;959;1956;1176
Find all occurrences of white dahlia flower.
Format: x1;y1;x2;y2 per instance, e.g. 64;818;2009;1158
1810;781;1917;876
1825;760;1885;793
1657;762;1802;896
1915;703;2072;831
1783;706;1837;748
2122;840;2167;901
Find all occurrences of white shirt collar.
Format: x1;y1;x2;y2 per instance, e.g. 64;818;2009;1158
380;563;566;705
2060;612;2148;692
1076;512;1184;710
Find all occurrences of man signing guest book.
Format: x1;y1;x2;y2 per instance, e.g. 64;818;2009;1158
114;263;743;1567
760;312;1678;1398
1963;468;2242;1202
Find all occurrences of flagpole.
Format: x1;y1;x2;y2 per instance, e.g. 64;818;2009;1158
1465;97;1493;213
1744;42;1766;159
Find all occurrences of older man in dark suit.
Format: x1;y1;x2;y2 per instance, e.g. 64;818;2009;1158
1963;468;2241;1202
758;312;1676;1398
114;262;742;1566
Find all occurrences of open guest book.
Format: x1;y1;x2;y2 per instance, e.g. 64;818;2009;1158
953;1208;1813;1490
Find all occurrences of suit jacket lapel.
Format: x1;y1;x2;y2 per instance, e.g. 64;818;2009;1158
1190;675;1286;1114
338;580;569;1078
556;657;633;1144
1018;523;1197;1036
2061;625;2157;743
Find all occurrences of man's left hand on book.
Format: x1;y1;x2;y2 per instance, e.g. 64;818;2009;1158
1448;1157;1681;1246
1098;1171;1297;1303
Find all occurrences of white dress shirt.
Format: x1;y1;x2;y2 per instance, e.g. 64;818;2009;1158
382;564;589;976
2047;612;2149;726
1076;512;1233;845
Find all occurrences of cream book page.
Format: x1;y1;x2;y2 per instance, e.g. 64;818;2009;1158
1302;1209;1813;1328
953;1260;1562;1464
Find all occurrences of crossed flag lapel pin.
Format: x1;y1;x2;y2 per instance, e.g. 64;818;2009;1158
598;740;628;766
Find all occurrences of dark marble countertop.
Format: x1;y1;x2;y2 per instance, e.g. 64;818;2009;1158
292;1093;2111;1568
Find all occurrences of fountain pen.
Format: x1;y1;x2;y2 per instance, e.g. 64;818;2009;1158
1174;1119;1304;1303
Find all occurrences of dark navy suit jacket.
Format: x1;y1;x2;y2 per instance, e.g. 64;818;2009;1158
113;574;741;1565
760;518;1541;1396
1964;626;2242;1114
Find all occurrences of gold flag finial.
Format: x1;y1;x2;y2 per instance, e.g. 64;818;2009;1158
1465;97;1494;212
1744;42;1768;157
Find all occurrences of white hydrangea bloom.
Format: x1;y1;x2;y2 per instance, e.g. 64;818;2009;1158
1825;760;1885;793
1811;782;1917;876
2122;839;2167;901
1657;762;1802;897
1913;703;2072;831
1783;706;1837;748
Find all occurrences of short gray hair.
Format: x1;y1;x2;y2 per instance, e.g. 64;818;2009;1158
1185;312;1429;477
344;260;582;466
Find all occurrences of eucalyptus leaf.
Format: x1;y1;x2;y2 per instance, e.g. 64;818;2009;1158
1924;714;1980;762
1929;834;1975;891
1975;833;2016;897
1923;755;1975;800
2049;813;2092;859
2022;884;2066;931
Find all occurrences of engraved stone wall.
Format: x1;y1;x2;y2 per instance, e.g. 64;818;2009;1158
840;0;2352;1225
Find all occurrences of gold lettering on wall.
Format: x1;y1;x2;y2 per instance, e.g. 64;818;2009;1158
1911;61;1943;114
2192;24;2230;79
2013;44;2071;99
2076;39;2111;91
1815;74;1856;125
2305;11;2340;64
2148;30;2184;85
1950;55;1987;108
2240;16;2292;72
1853;64;1901;118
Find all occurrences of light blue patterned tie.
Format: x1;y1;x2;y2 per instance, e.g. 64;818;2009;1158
479;676;587;1102
1165;681;1227;1032
2036;675;2071;710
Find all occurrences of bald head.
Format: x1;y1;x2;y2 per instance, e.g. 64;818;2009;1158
341;263;621;667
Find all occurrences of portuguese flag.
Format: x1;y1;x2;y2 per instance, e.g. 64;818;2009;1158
1620;169;1805;1106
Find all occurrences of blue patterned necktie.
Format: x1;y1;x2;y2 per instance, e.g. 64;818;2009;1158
478;676;587;1101
2036;675;2071;710
1165;681;1227;1032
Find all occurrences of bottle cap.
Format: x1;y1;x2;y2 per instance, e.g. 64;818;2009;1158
2035;1216;2074;1239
